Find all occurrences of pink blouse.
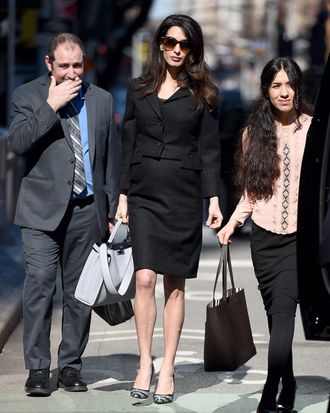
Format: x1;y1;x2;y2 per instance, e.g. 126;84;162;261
229;115;312;235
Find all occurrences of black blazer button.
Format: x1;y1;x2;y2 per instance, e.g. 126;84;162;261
70;158;74;164
67;180;72;185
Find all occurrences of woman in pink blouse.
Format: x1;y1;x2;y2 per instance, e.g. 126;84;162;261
218;57;313;413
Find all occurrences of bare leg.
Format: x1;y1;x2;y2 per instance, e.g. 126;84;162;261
155;274;185;395
132;269;157;390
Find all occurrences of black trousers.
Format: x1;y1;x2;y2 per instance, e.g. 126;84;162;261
21;198;101;371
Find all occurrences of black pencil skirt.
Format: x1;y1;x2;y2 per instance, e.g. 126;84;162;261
128;157;203;278
250;222;298;316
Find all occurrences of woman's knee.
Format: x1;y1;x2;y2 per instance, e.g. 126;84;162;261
136;269;157;292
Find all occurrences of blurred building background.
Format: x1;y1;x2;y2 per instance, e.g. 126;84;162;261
0;0;329;228
1;0;329;126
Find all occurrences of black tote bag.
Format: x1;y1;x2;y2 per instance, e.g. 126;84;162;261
204;245;256;371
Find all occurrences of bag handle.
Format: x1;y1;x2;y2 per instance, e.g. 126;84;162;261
108;218;130;244
99;220;133;298
222;246;235;297
99;244;133;298
212;245;235;305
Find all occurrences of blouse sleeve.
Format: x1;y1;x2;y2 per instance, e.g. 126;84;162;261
229;192;255;226
119;82;137;193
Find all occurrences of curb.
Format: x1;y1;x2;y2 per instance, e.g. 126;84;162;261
0;286;23;353
0;225;25;353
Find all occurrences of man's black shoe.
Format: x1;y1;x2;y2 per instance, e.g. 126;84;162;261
57;367;88;392
25;369;51;396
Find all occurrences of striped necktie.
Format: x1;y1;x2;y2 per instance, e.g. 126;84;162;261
66;102;86;195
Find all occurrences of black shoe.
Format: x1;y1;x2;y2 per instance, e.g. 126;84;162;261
277;381;297;412
130;365;154;399
153;374;175;405
57;367;87;392
25;369;51;396
256;409;276;413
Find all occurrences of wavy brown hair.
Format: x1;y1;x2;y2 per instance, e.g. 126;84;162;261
136;14;218;111
235;57;312;201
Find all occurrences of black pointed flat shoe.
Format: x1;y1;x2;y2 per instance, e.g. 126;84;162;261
276;381;297;412
256;409;276;413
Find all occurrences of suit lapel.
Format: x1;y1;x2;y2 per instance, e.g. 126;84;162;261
168;88;192;101
144;92;162;120
84;84;96;165
144;88;192;118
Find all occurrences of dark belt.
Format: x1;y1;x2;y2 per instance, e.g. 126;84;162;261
69;194;94;207
136;146;198;161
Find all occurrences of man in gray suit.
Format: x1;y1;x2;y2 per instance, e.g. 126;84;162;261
9;33;119;396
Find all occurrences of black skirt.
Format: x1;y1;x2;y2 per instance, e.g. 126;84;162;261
250;222;298;316
128;157;203;278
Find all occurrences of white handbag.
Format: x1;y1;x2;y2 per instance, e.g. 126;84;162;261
74;219;135;306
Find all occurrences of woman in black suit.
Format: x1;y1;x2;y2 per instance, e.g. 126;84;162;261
116;14;222;404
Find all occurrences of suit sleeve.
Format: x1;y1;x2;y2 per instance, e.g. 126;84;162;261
200;101;221;198
105;93;120;219
119;82;137;193
9;86;60;156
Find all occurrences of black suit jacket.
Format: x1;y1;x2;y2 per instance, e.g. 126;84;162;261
9;74;119;239
119;81;221;198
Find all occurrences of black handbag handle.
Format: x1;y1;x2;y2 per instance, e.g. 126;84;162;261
212;245;236;306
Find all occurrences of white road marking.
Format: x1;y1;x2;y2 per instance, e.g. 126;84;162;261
199;258;252;268
217;368;268;384
89;352;269;387
89;328;267;344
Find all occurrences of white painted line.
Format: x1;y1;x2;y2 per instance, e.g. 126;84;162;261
218;368;268;384
199;258;252;268
90;329;137;336
89;333;267;344
90;328;265;337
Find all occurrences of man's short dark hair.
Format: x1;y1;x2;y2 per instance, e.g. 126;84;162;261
47;33;85;62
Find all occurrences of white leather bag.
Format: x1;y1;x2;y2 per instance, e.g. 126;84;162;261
75;219;135;306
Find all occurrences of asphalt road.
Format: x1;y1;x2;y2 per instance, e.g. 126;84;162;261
0;227;329;413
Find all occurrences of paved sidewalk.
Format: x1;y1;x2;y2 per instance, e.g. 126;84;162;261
0;227;329;413
0;224;25;352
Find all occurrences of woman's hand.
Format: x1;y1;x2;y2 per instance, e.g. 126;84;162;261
115;194;129;224
206;196;223;229
217;220;239;245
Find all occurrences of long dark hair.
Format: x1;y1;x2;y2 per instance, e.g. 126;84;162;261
137;14;218;111
235;57;311;201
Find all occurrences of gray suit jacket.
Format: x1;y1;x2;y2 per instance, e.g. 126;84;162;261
9;74;119;239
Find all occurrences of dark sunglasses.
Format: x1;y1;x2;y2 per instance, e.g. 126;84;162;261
161;36;192;54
